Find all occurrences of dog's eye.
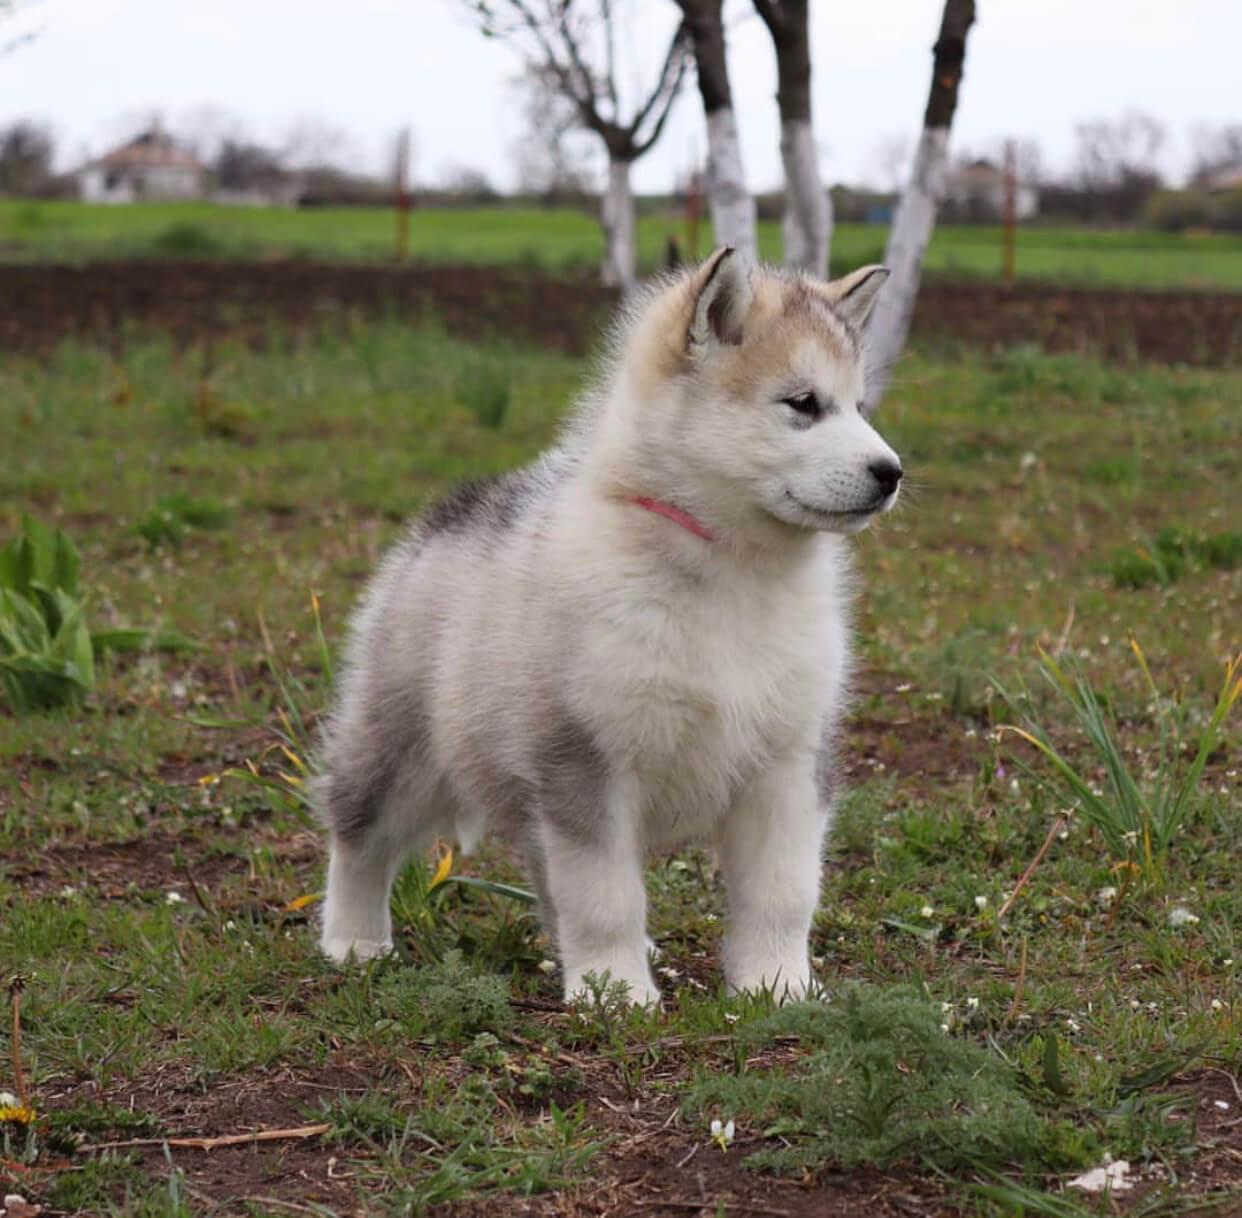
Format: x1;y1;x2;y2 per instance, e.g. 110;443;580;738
782;392;823;420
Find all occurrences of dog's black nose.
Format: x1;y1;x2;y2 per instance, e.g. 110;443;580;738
868;459;903;496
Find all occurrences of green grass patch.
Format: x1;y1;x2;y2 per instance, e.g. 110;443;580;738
1;322;1237;1214
4;200;1242;288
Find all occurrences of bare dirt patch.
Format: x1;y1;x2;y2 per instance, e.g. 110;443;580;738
1;824;321;903
2;261;1239;366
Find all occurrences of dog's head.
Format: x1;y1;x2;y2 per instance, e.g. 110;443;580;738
628;248;901;537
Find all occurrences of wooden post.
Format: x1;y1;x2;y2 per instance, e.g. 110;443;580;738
1001;138;1016;286
684;152;703;261
394;127;411;263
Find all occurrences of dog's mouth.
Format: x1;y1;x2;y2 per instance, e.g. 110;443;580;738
783;491;891;523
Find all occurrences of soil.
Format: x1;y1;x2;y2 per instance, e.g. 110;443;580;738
2;260;1240;367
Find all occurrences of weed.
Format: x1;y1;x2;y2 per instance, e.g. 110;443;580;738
684;985;1092;1175
151;221;220;256
0;515;192;712
134;492;232;549
373;951;514;1042
1109;526;1242;588
997;643;1241;882
455;359;512;429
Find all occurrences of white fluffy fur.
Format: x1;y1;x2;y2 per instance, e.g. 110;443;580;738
319;251;902;1004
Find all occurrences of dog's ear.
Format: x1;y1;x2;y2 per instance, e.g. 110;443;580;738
688;247;754;351
819;265;889;329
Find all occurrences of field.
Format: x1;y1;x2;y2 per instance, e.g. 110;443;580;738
1;312;1240;1217
4;199;1242;289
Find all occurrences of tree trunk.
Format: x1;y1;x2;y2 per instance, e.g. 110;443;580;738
759;0;830;275
678;0;757;263
705;107;757;260
866;0;975;408
779;118;830;274
601;155;636;291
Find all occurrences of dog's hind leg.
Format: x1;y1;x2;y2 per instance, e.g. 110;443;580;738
318;691;438;963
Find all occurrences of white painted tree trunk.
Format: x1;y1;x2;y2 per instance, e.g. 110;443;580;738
779;118;831;276
865;126;951;409
601;156;636;291
705;107;757;264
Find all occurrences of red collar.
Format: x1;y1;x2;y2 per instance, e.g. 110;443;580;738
625;496;715;543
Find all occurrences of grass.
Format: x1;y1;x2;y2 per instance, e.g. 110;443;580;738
0;318;1238;1215
3;199;1242;288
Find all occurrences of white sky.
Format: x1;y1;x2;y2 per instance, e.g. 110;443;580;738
3;0;1238;191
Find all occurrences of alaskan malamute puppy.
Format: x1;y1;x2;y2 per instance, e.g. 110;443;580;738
318;249;902;1004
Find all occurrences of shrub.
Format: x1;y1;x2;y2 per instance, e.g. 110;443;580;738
455;360;512;430
151;222;220;256
684;985;1089;1175
0;515;193;714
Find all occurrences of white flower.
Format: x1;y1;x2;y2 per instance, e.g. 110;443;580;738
966;996;980;1010
1167;907;1200;928
939;1022;951;1034
0;1091;19;1108
1210;999;1224;1012
920;905;935;919
709;1118;735;1150
974;895;988;910
59;885;78;899
165;891;186;906
1065;1017;1081;1033
1097;886;1118;906
1068;1159;1133;1194
537;959;557;975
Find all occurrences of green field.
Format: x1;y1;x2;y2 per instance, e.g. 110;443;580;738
1;319;1240;1215
3;198;1242;288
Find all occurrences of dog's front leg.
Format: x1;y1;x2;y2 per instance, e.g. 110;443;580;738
718;755;827;999
537;771;659;1007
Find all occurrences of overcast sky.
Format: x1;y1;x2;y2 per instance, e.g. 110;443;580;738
3;0;1238;191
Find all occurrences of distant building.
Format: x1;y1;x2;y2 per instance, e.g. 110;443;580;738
79;130;204;203
944;159;1038;221
1203;164;1242;192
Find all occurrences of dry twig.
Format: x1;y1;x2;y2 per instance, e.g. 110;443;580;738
82;1122;332;1154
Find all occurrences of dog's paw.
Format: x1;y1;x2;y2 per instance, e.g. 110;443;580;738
564;970;662;1009
726;959;815;1003
320;934;393;965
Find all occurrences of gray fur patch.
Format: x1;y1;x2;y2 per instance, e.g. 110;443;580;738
534;708;610;846
419;472;527;540
321;687;432;843
814;722;840;808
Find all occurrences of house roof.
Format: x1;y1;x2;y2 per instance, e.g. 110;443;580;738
1205;164;1242;191
948;159;1006;187
89;130;202;173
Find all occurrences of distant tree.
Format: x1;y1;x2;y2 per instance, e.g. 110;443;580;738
865;0;976;410
174;105;247;165
1187;122;1242;186
673;0;756;263
215;140;284;192
1071;111;1165;221
511;64;599;202
867;134;911;194
467;1;691;290
438;163;501;201
281;118;362;173
1;0;39;58
751;0;830;274
0;118;53;195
